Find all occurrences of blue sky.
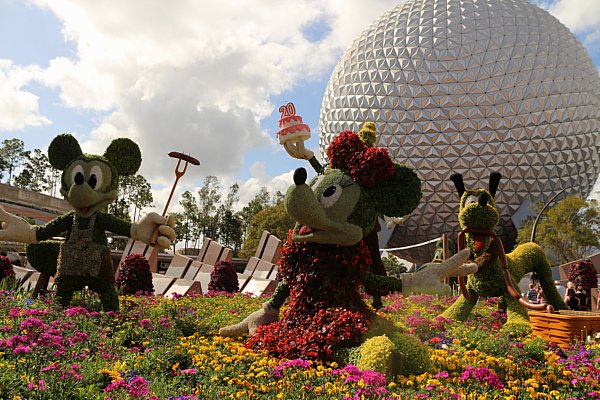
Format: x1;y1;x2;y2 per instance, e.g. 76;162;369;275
1;0;600;211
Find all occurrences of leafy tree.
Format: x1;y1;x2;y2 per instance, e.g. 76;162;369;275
239;186;271;241
382;253;408;278
239;199;295;259
47;167;61;197
109;198;132;222
0;138;27;184
178;191;200;251
220;209;243;252
14;149;51;192
121;175;154;221
170;212;186;252
517;194;600;264
217;183;242;251
108;174;153;222
198;176;221;240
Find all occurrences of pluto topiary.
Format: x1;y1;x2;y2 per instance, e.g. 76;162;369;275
441;173;567;327
208;260;239;293
116;254;154;295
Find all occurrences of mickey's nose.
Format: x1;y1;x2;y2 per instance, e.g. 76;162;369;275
293;167;307;185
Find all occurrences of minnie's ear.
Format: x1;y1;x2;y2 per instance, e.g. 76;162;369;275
366;163;422;217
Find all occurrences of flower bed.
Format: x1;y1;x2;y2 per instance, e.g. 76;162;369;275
0;290;598;399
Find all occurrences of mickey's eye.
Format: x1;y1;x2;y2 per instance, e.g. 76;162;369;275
89;166;103;189
464;195;478;206
320;184;343;208
71;165;85;185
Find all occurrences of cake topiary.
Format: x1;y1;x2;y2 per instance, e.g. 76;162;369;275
208;260;239;293
116;254;154;295
26;240;61;276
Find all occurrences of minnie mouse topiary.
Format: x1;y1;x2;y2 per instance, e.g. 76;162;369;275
221;125;477;376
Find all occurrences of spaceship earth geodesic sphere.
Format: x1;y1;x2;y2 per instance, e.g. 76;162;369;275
319;0;600;262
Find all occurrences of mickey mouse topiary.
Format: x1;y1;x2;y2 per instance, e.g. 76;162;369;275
0;133;176;311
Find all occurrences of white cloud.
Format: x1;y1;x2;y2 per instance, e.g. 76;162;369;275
18;0;402;205
0;60;50;131
537;0;600;55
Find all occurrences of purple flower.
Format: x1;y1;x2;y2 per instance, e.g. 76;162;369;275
460;366;504;389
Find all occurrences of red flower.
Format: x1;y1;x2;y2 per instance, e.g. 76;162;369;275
568;259;598;290
247;237;373;360
327;131;394;188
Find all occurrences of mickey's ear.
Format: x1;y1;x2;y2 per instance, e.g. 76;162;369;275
104;138;142;176
48;134;83;170
367;163;422;217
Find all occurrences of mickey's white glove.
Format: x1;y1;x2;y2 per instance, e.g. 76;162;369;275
0;206;37;244
130;213;176;249
400;249;478;296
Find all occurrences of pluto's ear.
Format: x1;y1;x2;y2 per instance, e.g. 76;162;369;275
450;173;465;198
488;172;502;198
104;138;142;176
48;134;83;170
367;163;422;218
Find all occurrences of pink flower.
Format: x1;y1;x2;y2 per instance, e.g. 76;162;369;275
64;306;90;317
14;345;31;354
139;319;152;328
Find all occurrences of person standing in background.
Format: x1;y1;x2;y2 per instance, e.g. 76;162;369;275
565;282;579;310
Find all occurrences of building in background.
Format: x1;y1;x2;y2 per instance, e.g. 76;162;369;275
319;0;600;262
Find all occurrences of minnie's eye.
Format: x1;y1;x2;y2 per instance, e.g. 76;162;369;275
320;184;343;208
89;166;103;189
